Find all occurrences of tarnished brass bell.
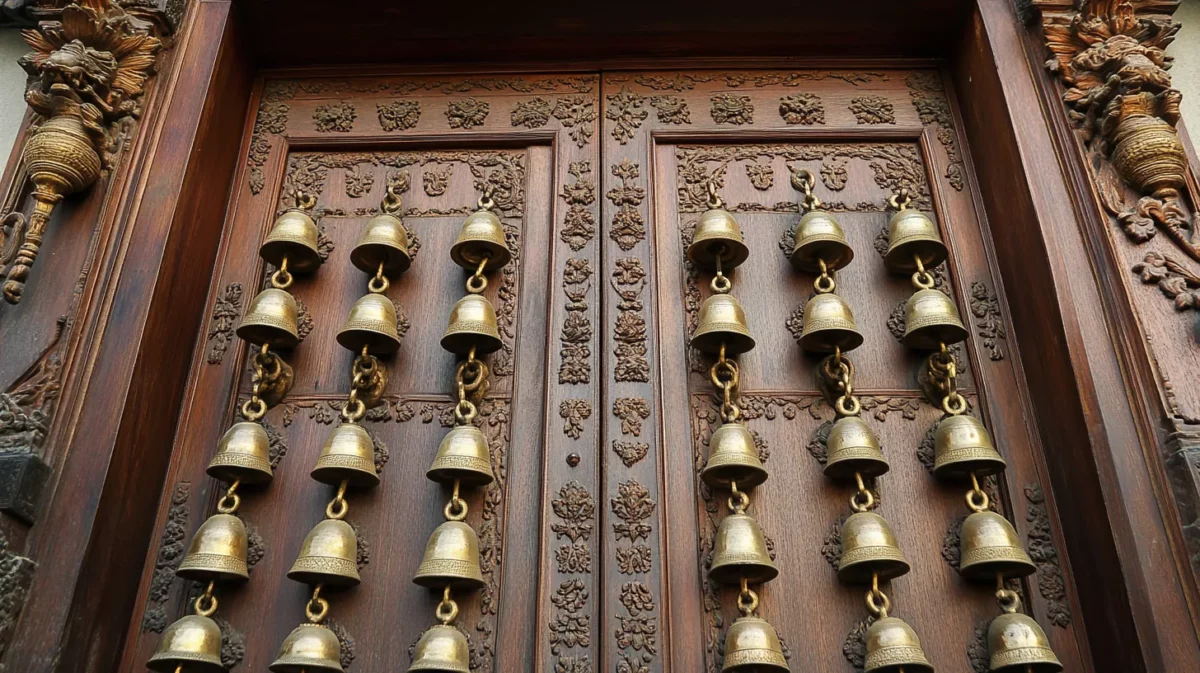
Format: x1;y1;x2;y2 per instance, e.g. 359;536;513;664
838;511;910;583
442;294;502;355
207;421;273;484
798;293;864;353
147;614;225;673
414;521;485;590
864;617;933;673
959;511;1036;580
261;207;323;273
176;513;249;582
288;519;361;587
337;293;402;355
824;416;889;480
451;206;511;271
237;288;300;349
721;615;790;672
351;212;411;274
270;623;345;673
987;612;1062;672
790;209;853;273
902;288;968;349
692;293;755;355
428;425;494;486
933;414;1006;479
688;205;749;271
311;423;380;488
407;624;471;673
709;511;778;585
701;423;767;489
884;207;948;273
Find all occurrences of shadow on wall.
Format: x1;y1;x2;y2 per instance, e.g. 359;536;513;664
0;30;27;160
1169;0;1200;133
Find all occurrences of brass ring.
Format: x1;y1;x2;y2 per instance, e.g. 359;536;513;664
368;274;389;294
814;273;836;294
887;190;912;211
710;274;732;294
721;403;741;423
835;395;861;417
478;194;495;211
342;398;366;422
466;274;488;294
444;496;469;521
965;487;989;513
454;400;478;425
737;586;759;616
911;270;935;290
996;587;1021;614
241;397;267;422
194;593;218;617
270;268;294;290
942;393;968;416
216;493;240;514
306;596;330;623
727;490;750;514
850;488;875;513
865;587;891;617
296;191;317;211
709;359;739;390
326;497;349;520
436;597;460;625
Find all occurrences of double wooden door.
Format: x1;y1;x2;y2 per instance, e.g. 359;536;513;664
120;68;1088;673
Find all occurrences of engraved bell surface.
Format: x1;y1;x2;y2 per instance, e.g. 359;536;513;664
692;293;755;355
709;511;779;585
237;288;300;349
451;207;511;271
790;209;853;273
933;414;1006;479
407;624;471;673
884;208;948;273
721;615;790;672
351;212;411;274
337;293;402;355
414;520;485;590
176;513;249;583
442;294;502;355
270;623;345;673
147;614;225;673
902;288;968;349
689;206;749;271
701;422;768;489
824;415;888;480
288;518;361;587
959;511;1036;580
837;511;910;583
798;292;864;353
207;421;273;484
863;616;934;673
261;208;323;273
428;424;494;486
311;422;380;488
987;612;1062;672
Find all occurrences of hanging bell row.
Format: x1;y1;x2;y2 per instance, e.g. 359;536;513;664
289;518;361;587
959;511;1036;581
147;614;225;673
414;520;485;590
790;204;853;273
351;207;412;275
688;196;750;271
884;203;948;274
443;293;502;355
721;614;789;672
312;422;380;488
837;511;910;583
338;293;403;355
863;616;933;673
798;292;863;354
933;413;1006;479
176;513;250;583
701;422;767;489
409;622;471;672
692;293;755;355
452;199;512;271
709;508;778;585
271;622;345;673
207;421;273;484
903;288;967;350
824;415;888;480
237;287;300;350
428;424;495;486
987;611;1062;672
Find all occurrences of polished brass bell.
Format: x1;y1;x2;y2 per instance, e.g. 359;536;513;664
824;416;889;480
688;205;749;271
864;617;933;673
838;511;910;583
428;425;494;486
207;421;273;484
407;624;471;673
337;293;402;355
798;293;864;353
790;209;853;273
414;520;485;590
176;513;249;582
709;511;778;585
451;207;511;271
884;207;948;273
692;293;755;355
261;208;323;273
959;511;1036;580
237;288;300;349
288;519;361;587
721;615;790;672
312;423;380;488
902;288;968;349
987;612;1062;672
442;294;502;355
351;212;411;275
701;422;767;489
147;614;225;673
933;414;1006;479
270;623;345;673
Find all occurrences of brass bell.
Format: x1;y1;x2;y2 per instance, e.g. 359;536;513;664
721;615;790;672
864;617;933;673
838;512;910;583
261;207;323;273
451;207;511;271
701;422;767;490
270;622;345;673
237;288;300;349
428;425;494;486
933;414;1006;479
709;511;778;585
902;288;968;349
692;294;755;355
824;416;889;480
311;423;380;488
351;212;411;275
176;513;249;582
798;293;864;353
790;209;853;273
987;612;1062;672
688;205;749;271
337;293;402;355
414;520;485;590
959;511;1036;580
442;294;502;355
408;624;471;673
207;421;273;484
288;519;361;587
884;207;948;273
147;614;224;673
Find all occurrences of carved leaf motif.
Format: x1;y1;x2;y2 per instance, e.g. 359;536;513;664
549;579;591;655
970;281;1007;360
559;399;592;440
1132;251;1200;310
512;97;552;128
141;482;190;632
649;95;691;124
842;614;876;672
822;515;845;570
560;161;597;251
849;96;895;124
215;618;247;669
555;655;594;673
446;98;489;128
779;93;825;125
942;514;968;570
607;160;647;250
1025;483;1072;627
808;420;832;466
377;99;420;131
343;164;374;198
552;95;598;147
616;544;652;574
710;93;754;125
968;619;990;673
611;480;656;542
327;619;357;670
606;87;647;144
745;162;774;191
556;542;592;574
313;101;357;132
613;398;651;436
205;283;243;365
613;441;649;468
551;480;595;542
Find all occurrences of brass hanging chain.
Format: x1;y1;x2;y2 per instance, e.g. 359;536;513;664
926;343;967;416
821;347;861;418
710;343;741;423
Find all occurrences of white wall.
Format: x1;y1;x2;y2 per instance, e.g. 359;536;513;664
0;30;27;159
1169;0;1200;132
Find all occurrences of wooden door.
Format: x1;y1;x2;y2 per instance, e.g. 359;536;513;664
120;67;1090;673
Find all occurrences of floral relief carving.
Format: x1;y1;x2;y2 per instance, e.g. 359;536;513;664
1133;251;1200;310
247;80;296;194
511;97;553;128
377;99;420;131
559;399;592;440
779;93;825;125
616;543;653;574
907;72;965;191
560;257;594;385
560;160;598;251
606;87;648;144
849;96;896;124
612;480;656;542
553;95;598;147
141;482;190;632
607;159;647;251
649;95;691;124
552;480;595;574
745;162;774;191
549;579;591;656
313;101;357;132
205;283;244;365
613;398;651;437
613;441;648;468
446;97;490;128
1025;483;1073;627
710;93;754;125
969;280;1007;360
421;163;453;197
556;656;593;673
616;582;658;663
343;164;374;198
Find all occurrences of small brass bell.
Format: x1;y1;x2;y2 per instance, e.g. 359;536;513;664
790;209;853;273
351;212;411;275
311;423;380;488
688;205;749;271
798;293;864;353
692;294;755;355
337;293;402;355
987;612;1062;672
451;207;511;271
428;425;494;486
701;423;767;490
933;414;1006;479
261;207;323;273
902;288;968;350
884;207;948;273
288;519;361;587
864;617;933;673
237;288;300;349
709;511;778;585
270;622;345;673
959;511;1036;580
442;294;502;355
721;615;790;672
207;421;273;484
824;416;889;480
838;512;910;583
147;614;225;673
408;624;471;673
176;513;249;582
414;520;485;590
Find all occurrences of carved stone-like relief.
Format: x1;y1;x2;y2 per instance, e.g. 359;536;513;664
553;95;598;147
549;579;592;656
606;87;647;144
552;481;595;574
141;482;190;633
313;101;357;132
779;93;825;125
615;581;658;664
649;95;690;125
1133;251;1200;310
205;283;244;365
418;163;451;198
214;617;246;670
612;255;649;383
244;521;265;572
709;93;754;125
613;398;650;437
842;614;876;672
611;480;656;542
906;72;965;191
555;655;594;673
968;618;991;673
1024;483;1073;627
377;100;420;131
849;96;896;124
616;543;652;575
294;297;314;344
327;619;357;670
822;515;845;570
247;80;295;194
560;161;598;251
343;164;374;198
745;162;774;191
969;280;1007;361
559;399;592;440
511;97;552;128
446;97;489;128
560;257;594;385
608;160;647;251
612;441;648;468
